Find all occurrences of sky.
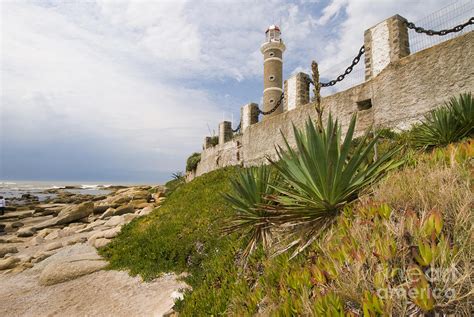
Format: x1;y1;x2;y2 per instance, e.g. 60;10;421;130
0;0;458;183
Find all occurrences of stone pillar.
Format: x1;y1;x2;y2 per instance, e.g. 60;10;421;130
203;137;212;149
364;14;410;80
283;72;310;111
240;103;259;131
218;121;232;145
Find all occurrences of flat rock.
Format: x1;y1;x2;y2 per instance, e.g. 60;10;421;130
38;245;107;286
93;238;111;248
113;205;134;216
32;251;55;264
66;236;87;245
103;226;121;239
123;213;138;223
44;241;63;251
99;207;115;220
139;206;154;216
34;202;94;230
0;246;18;258
0;257;20;270
0;210;34;221
104;216;123;227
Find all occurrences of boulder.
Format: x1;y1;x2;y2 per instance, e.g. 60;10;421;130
35;202;94;230
37;228;54;238
87;231;105;245
99;207;115;220
35;204;67;216
0;257;20;270
38;247;107;285
11;221;24;228
93;238;110;248
95;187;152;209
103;226;121;239
114;205;134;216
93;205;110;215
123;213;139;223
45;229;61;240
17;227;36;237
104;216;124;227
30;236;46;246
139;206;154;216
129;200;147;209
0;246;18;258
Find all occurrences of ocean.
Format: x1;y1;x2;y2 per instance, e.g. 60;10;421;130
0;180;119;201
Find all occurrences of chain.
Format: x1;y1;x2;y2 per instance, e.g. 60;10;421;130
232;122;241;133
309;45;366;88
258;92;284;115
229;17;473;128
405;17;474;36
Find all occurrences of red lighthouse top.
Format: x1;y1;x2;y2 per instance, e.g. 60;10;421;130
265;25;281;42
265;25;280;33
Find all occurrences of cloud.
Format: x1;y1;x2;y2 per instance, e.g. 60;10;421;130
1;1;221;182
0;0;454;182
316;0;348;25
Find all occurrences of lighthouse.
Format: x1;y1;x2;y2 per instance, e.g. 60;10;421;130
260;25;286;118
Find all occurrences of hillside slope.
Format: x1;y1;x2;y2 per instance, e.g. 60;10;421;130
102;139;473;316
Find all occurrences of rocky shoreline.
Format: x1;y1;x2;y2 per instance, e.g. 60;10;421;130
0;186;184;316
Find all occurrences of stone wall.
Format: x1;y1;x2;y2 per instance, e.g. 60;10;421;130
190;30;474;180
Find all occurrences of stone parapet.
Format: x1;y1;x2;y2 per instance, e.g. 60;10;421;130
241;103;259;131
284;72;311;111
365;14;410;80
218;121;232;145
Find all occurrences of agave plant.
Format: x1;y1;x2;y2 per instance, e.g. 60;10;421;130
267;114;402;256
411;93;473;147
223;165;280;259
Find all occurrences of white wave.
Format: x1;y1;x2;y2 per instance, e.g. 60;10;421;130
81;184;99;189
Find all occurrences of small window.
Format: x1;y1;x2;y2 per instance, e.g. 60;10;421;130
357;99;372;111
269;99;275;103
269;52;275;57
269;75;275;81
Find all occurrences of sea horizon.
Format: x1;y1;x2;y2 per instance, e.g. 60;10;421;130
0;179;160;200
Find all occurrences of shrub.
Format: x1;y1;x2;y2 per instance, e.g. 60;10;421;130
223;165;280;259
411;93;473;148
164;172;185;196
209;136;219;147
186;152;201;172
267;114;402;256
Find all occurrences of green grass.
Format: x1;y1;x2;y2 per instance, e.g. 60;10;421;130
100;167;241;279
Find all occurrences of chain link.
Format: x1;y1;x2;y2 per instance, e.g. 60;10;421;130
405;17;474;36
232;122;241;133
258;92;285;115
307;45;366;88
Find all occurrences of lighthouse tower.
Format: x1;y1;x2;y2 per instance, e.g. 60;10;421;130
260;25;286;118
